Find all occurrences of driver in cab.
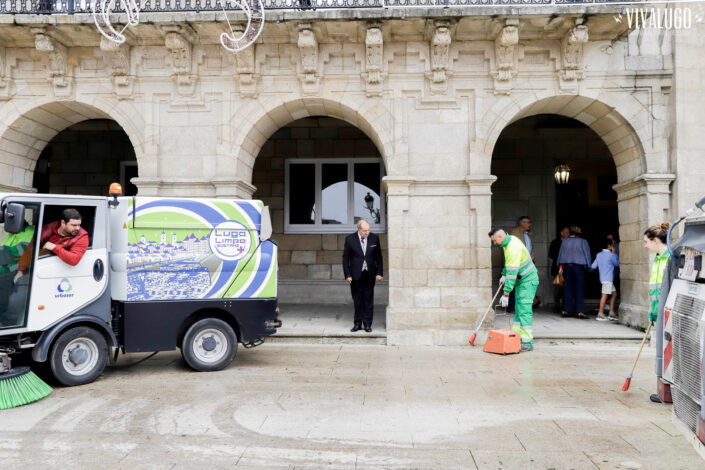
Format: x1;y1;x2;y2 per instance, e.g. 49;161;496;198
15;208;89;282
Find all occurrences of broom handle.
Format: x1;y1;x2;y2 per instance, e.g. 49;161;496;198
475;282;505;331
628;321;653;375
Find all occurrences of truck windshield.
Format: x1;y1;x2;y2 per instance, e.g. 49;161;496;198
0;203;39;329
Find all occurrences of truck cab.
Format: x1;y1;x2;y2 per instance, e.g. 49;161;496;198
0;192;280;386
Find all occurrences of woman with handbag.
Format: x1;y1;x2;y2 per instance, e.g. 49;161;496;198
549;226;569;312
557;225;592;318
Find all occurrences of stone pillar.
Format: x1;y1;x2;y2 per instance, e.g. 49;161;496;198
384;175;495;345
613;173;675;327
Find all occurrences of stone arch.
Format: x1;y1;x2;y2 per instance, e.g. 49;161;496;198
479;92;656;184
0;96;145;192
480;91;670;327
228;95;395;188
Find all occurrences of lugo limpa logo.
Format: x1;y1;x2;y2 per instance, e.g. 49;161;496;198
56;278;74;298
208;221;252;261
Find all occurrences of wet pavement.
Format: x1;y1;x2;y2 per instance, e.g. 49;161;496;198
2;341;701;469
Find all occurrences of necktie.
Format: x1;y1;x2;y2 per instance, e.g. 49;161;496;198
361;237;368;271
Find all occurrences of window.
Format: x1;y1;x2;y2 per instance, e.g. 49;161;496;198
285;159;385;233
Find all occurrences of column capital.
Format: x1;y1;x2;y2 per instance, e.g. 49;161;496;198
613;173;675;201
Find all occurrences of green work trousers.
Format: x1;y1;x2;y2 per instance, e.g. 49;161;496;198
512;275;539;347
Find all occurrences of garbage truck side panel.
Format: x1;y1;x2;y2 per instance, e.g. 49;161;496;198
112;198;279;351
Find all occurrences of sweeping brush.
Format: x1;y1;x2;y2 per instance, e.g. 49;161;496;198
469;282;505;346
621;321;653;392
0;352;52;410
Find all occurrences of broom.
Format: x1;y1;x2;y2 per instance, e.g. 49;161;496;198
469;281;505;346
621;321;653;392
0;352;52;410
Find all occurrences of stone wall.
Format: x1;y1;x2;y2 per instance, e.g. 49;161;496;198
252;117;388;304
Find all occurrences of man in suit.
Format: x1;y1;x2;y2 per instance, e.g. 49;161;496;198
343;219;383;332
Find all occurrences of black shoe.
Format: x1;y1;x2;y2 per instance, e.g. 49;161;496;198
650;393;664;403
351;324;361;332
364;325;372;333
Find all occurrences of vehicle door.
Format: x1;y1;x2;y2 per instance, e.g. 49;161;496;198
25;199;109;332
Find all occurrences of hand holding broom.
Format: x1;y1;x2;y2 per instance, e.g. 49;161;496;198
621;320;653;391
469;281;505;346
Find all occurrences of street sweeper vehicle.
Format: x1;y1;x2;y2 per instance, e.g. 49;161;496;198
0;186;281;387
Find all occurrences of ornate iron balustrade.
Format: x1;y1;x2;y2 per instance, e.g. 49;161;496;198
0;0;637;14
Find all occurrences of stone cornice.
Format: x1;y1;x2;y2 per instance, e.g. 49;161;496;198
613;173;676;201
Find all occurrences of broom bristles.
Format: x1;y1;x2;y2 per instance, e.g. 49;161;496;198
621;375;632;392
0;369;52;410
468;332;477;346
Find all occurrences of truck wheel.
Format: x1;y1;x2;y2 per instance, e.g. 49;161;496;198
50;327;109;386
181;318;237;372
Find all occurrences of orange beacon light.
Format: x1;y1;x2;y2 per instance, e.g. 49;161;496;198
108;182;123;207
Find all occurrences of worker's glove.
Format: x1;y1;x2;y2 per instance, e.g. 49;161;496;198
649;311;658;323
499;276;505;285
498;294;509;308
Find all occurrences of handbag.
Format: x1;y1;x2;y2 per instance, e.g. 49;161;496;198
553;268;564;288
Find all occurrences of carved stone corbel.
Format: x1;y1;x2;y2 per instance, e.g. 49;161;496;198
233;25;259;98
364;24;384;97
427;20;451;94
297;24;319;95
33;28;72;97
560;19;589;93
164;30;196;96
100;36;133;99
493;20;519;95
0;47;13;100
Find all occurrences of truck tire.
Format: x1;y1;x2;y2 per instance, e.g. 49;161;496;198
181;318;237;372
50;326;109;386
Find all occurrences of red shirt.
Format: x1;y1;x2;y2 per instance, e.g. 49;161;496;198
18;220;89;271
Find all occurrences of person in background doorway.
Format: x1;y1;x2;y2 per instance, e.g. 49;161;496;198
643;222;671;404
557;225;592;319
489;227;539;352
508;216;534;312
606;232;621;308
343;219;384;333
590;237;620;321
549;226;570;313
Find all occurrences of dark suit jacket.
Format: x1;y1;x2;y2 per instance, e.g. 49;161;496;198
342;232;383;281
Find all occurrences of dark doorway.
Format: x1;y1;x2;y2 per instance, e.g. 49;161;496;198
32;119;137;196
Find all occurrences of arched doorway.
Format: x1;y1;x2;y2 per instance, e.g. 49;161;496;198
33;119;137;196
0;100;142;195
491;114;618;315
252;116;388;334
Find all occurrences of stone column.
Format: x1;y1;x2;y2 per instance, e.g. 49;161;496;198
613;173;675;327
384;175;495;345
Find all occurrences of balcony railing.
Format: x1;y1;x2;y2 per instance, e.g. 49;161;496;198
0;0;637;14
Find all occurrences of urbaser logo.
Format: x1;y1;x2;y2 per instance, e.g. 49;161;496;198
55;278;75;298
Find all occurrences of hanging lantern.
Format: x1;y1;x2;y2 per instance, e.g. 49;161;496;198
554;164;571;184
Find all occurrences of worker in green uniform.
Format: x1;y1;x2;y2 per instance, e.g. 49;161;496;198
0;222;35;326
643;222;671;403
489;227;539;352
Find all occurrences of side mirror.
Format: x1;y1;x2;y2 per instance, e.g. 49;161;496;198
260;206;273;242
4;203;25;234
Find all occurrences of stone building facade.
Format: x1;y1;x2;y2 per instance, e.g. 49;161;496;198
0;4;703;344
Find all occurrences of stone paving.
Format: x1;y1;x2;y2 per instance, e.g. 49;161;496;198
273;304;644;343
2;341;701;469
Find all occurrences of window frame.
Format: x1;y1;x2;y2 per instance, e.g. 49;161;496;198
284;158;386;234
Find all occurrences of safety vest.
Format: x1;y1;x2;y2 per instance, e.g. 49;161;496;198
501;235;537;293
0;224;34;274
648;251;670;320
